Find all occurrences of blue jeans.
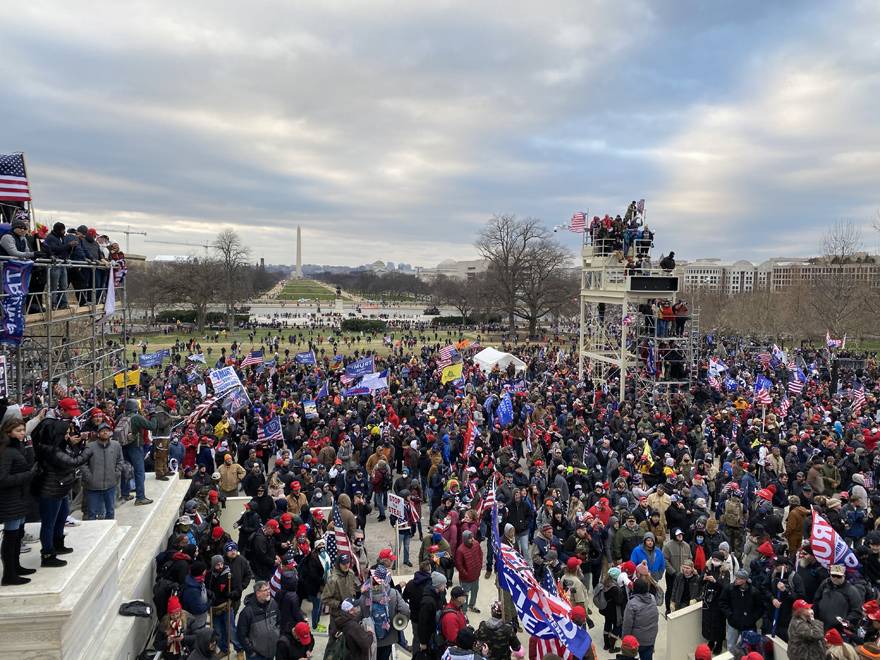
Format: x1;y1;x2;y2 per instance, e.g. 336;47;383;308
84;487;116;520
213;606;236;652
3;516;25;532
373;490;386;517
516;533;530;565
638;645;654;660
308;595;321;627
39;495;70;554
50;266;68;309
399;530;412;564
121;444;145;500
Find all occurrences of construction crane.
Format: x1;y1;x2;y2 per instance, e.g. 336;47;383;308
145;239;213;256
95;225;147;252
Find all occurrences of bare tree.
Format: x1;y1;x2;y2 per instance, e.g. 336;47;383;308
214;229;251;329
432;275;480;320
476;215;547;332
127;262;171;322
514;239;572;336
163;258;223;331
809;220;865;335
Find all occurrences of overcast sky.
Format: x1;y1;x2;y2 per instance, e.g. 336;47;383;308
3;1;879;267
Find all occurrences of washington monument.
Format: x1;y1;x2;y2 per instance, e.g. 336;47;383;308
295;225;303;278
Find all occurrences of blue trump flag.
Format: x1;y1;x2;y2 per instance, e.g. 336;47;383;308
138;351;164;367
316;381;329;400
497;391;514;427
0;260;32;347
295;351;316;365
345;356;375;377
491;491;592;657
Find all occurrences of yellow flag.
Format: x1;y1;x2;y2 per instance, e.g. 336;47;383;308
441;362;463;384
114;368;141;389
642;439;654;467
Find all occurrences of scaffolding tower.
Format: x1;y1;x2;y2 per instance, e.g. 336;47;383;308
577;236;697;403
0;258;129;405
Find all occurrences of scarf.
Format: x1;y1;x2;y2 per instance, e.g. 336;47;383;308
168;616;185;655
363;578;392;639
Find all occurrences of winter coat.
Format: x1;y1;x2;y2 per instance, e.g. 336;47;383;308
276;631;314;660
455;539;484;583
34;420;92;499
180;575;209;617
236;593;281;658
337;493;359;540
621;592;660;647
814;579;864;630
276;570;304;635
227;553;253;604
330;610;374;660
630;539;666;581
321;565;361;614
297;550;326;599
475;616;521;660
662;539;692;576
186;627;216;660
417;586;444;649
0;445;33;523
701;567;729;642
358;585;410;647
787;615;827;660
81;439;123;491
248;529;277;581
670;572;701;610
719;582;763;631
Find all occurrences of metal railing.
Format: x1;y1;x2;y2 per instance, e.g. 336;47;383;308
0;257;129;404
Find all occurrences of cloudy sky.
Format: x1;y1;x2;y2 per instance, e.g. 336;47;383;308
2;1;879;267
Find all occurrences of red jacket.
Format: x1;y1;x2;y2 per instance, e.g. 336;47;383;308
440;601;467;643
454;539;484;583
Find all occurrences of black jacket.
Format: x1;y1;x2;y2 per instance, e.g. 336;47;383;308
276;571;304;635
417;585;444;647
34;419;91;499
719;582;764;630
227;553;254;604
248;529;277;581
276;631;314;660
0;444;33;523
297;550;326;599
504;499;531;535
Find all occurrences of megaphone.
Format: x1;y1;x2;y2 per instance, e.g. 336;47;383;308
392;613;409;631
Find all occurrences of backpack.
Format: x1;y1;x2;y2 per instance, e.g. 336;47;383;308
382;470;392;491
114;415;135;446
325;631;349;660
721;499;743;528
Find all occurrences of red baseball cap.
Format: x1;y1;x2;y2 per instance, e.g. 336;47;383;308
694;643;712;660
566;557;582;570
58;397;81;416
294;621;312;645
792;599;812;612
281;512;293;527
621;635;639;651
266;519;280;530
378;548;397;561
570;605;586;622
212;526;224;540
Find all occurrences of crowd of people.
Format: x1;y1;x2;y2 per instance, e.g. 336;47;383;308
0;212;125;311
3;316;880;660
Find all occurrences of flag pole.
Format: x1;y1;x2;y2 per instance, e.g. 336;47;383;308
20;152;35;229
761;404;766;433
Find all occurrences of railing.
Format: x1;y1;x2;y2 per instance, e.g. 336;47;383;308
0;256;122;324
583;237;654;259
582;267;676;291
0;257;128;404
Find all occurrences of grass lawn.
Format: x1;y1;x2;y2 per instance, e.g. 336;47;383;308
276;279;345;301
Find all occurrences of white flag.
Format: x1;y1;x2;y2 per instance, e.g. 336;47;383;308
101;266;116;322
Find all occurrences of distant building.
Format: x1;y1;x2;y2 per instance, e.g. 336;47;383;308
419;258;489;282
680;253;880;294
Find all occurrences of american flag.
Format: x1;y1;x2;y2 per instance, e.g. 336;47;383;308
852;386;866;414
536;569;578;660
476;483;496;520
707;375;722;391
184;395;217;426
778;396;791;419
756;352;772;368
257;417;284;444
0;154;31;202
269;556;297;596
569;211;586;233
788;369;806;395
326;502;360;575
437;345;458;369
241;350;264;367
755;388;773;406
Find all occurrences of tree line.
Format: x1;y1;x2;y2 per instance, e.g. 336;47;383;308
127;229;283;329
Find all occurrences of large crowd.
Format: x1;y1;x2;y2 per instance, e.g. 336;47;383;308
2;318;880;660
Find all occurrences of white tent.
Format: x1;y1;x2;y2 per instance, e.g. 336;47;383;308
473;347;527;374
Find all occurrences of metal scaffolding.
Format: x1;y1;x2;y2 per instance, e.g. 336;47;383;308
577;236;697;404
0;257;129;405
